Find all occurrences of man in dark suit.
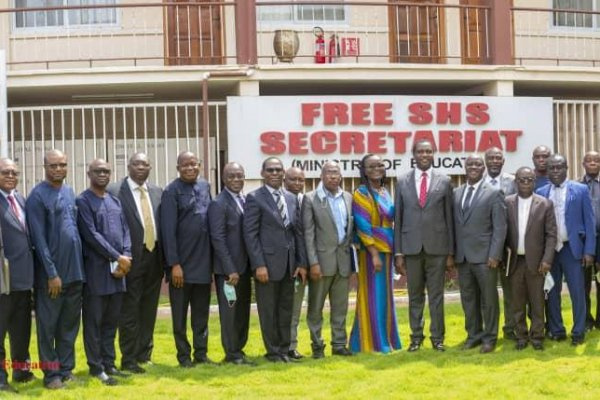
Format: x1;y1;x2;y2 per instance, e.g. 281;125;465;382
453;154;507;354
394;139;454;352
243;157;307;363
284;166;307;360
27;149;85;389
580;151;600;331
505;167;557;351
537;154;596;345
108;152;163;374
208;162;253;365
77;159;132;386
0;158;35;393
484;147;517;341
302;161;354;358
161;151;213;367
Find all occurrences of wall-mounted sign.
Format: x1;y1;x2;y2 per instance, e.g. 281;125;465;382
227;96;553;178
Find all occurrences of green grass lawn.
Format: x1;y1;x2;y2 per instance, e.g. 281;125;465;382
4;295;600;399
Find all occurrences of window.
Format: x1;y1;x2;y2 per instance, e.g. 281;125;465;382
14;0;117;29
552;0;599;28
257;1;346;24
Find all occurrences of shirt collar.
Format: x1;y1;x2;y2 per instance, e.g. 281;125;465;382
415;167;431;179
468;178;484;192
584;175;600;184
0;189;15;199
485;173;501;185
225;187;243;199
316;182;342;201
127;176;148;192
265;184;282;195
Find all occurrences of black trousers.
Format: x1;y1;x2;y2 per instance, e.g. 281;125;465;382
169;282;211;364
215;272;251;361
0;290;32;383
118;247;162;367
255;272;294;358
35;282;82;385
584;263;600;326
82;287;123;375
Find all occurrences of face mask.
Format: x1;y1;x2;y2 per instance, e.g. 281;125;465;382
223;281;237;307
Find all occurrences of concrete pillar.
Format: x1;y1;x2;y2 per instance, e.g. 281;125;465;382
482;80;514;96
487;0;513;65
235;0;257;64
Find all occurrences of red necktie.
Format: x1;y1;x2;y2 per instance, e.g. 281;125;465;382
419;172;428;208
7;194;25;229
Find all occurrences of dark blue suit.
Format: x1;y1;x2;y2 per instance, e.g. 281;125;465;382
26;182;84;385
160;178;212;364
243;186;306;359
0;192;35;384
77;189;131;375
208;190;251;362
537;181;596;339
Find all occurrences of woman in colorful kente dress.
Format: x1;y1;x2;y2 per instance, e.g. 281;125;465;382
349;154;401;353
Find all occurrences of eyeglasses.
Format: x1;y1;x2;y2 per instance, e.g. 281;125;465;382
517;177;535;183
264;167;283;173
45;163;67;170
92;169;111;175
0;170;19;177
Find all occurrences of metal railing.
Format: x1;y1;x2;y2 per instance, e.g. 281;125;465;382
512;6;600;67
256;1;491;65
0;1;237;70
7;101;226;196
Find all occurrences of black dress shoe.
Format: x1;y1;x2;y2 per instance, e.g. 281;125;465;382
279;354;298;363
462;340;481;350
312;348;325;359
432;342;445;352
122;363;146;374
105;367;130;378
0;382;18;393
532;342;544;351
480;343;495;354
193;356;216;365
93;372;118;386
287;350;304;360
13;370;35;383
332;347;353;356
515;341;528;350
265;354;283;363
585;320;595;332
179;360;195;368
546;332;567;341
571;336;584;346
407;342;422;352
504;331;518;341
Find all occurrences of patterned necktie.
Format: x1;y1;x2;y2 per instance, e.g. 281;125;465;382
237;194;245;212
463;186;474;212
138;187;155;251
491;178;497;186
274;190;289;226
7;194;25;229
419;171;428;208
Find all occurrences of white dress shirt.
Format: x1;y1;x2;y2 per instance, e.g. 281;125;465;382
461;179;484;209
127;177;158;238
517;196;533;255
415;168;432;200
549;182;569;251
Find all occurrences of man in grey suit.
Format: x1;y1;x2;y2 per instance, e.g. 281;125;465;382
243;157;307;363
107;153;163;374
454;154;507;354
208;162;253;365
394;139;455;352
484;147;517;341
302;161;353;358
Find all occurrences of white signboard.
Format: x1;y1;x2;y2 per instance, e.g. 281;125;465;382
0;50;7;158
227;95;553;178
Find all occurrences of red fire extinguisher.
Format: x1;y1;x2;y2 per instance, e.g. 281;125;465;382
313;26;325;64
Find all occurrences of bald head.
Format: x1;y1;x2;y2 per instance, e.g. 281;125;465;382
87;158;111;191
321;161;342;194
284;167;305;195
465;154;485;185
222;162;245;194
532;145;551;174
0;158;19;193
583;151;600;178
484;147;505;178
44;149;68;186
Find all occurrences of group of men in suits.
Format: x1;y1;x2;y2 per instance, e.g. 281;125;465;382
0;150;164;392
2;141;599;392
393;140;598;354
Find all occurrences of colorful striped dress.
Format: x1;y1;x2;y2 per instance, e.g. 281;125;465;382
349;185;401;353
